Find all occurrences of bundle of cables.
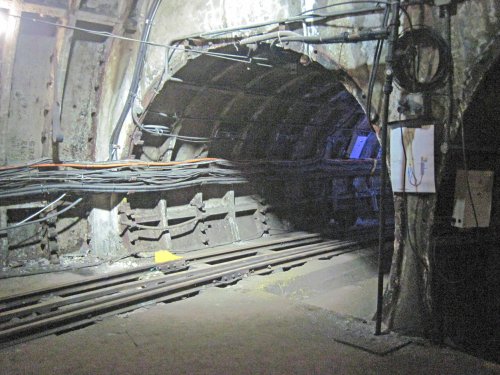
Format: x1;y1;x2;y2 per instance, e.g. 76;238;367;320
393;26;450;93
0;159;248;199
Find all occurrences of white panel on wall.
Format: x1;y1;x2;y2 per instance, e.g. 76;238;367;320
390;125;436;193
452;170;494;228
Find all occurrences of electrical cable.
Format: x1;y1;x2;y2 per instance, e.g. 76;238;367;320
9;12;270;160
393;26;450;93
366;3;390;124
460;112;479;228
0;157;381;199
18;193;67;224
299;1;392;15
398;125;463;284
109;0;163;160
441;4;476;227
0;158;222;171
5;13;254;62
0;198;83;233
278;29;388;44
239;30;302;45
184;5;384;39
0;159;250;198
442;4;452;164
130;101;211;143
8;228;44;249
394;6;476;285
100;1;388;158
399;5;415;31
144;110;177;118
136;124;211;142
162;134;212;143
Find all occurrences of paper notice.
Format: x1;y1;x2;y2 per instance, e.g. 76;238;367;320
390;125;436;193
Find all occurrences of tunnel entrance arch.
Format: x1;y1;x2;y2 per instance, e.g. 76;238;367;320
121;44;393;253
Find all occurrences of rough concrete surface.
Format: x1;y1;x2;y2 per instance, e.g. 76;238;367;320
0;250;498;375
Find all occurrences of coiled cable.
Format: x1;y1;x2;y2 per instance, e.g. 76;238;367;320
393;27;450;93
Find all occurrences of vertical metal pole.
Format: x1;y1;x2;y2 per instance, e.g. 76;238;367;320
444;5;453;148
375;0;401;336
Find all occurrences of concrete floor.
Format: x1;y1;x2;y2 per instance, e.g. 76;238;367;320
0;249;498;375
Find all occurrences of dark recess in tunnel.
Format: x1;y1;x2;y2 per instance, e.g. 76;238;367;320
434;57;500;362
131;45;393;238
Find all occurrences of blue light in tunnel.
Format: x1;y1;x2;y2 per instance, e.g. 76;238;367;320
349;135;368;159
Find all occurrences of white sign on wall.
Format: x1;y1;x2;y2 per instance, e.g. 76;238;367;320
389;125;436;193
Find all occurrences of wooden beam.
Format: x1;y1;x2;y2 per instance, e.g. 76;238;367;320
0;0;21;166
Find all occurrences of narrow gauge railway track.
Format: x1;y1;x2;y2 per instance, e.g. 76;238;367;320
0;232;375;348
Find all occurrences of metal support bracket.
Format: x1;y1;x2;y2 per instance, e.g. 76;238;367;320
213;269;249;286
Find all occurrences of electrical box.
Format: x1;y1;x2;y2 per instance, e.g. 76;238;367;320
452;170;494;228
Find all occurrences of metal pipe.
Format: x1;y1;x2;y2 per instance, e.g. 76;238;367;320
280;29;388;44
375;0;401;336
181;6;387;40
239;31;302;45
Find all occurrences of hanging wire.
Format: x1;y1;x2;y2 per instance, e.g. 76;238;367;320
6;13;259;63
299;0;392;15
0;198;83;233
398;124;465;284
18;193;67;224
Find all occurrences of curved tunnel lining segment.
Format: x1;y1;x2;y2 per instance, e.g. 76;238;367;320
122;45;393;254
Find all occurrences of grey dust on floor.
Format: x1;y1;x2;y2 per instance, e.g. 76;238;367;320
0;248;498;375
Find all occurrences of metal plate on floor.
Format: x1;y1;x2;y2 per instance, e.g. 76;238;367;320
306;307;412;356
331;318;412;355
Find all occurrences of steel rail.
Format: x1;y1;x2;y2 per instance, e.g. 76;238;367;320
0;242;361;349
0;232;321;310
0;240;343;325
0;237;371;345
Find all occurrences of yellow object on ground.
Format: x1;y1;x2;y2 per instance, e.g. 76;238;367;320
155;250;182;263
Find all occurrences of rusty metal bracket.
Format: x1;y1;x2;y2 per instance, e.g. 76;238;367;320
213;269;249;286
155;259;188;272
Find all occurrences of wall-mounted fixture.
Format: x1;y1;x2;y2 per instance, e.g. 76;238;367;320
389;123;436;193
452;170;494;228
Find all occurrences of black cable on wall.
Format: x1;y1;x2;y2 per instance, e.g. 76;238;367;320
393;26;450;93
109;0;163;160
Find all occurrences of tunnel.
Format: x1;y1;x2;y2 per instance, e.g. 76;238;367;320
118;45;392;254
0;0;499;372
